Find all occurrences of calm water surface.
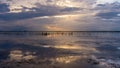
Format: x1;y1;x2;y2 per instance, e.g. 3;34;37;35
0;32;120;68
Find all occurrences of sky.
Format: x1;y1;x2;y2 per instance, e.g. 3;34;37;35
97;0;120;4
0;0;120;31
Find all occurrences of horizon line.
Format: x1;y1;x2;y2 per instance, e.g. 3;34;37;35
0;31;120;32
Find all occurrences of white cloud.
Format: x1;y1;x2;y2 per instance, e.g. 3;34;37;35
0;0;96;13
96;0;120;4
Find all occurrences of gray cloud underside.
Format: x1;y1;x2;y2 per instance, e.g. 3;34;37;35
0;12;58;21
0;1;120;21
0;0;95;21
96;12;120;19
0;3;84;21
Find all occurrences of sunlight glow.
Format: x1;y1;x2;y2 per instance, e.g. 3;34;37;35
46;25;66;31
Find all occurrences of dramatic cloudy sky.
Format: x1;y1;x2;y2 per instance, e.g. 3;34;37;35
0;0;120;31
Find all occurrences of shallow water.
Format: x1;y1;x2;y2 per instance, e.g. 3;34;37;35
0;31;120;68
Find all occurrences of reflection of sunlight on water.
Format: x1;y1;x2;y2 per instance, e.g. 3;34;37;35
43;44;98;53
0;32;120;68
54;45;85;50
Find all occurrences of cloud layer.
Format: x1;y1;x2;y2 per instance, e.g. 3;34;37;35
0;0;120;31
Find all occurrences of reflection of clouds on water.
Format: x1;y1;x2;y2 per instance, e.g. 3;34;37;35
0;32;120;68
42;44;98;54
54;56;80;64
88;55;120;68
9;50;86;64
9;50;36;61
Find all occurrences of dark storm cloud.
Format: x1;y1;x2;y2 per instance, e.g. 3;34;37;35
96;12;120;19
0;3;10;13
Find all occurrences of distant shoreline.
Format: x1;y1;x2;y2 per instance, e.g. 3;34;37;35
0;31;120;32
